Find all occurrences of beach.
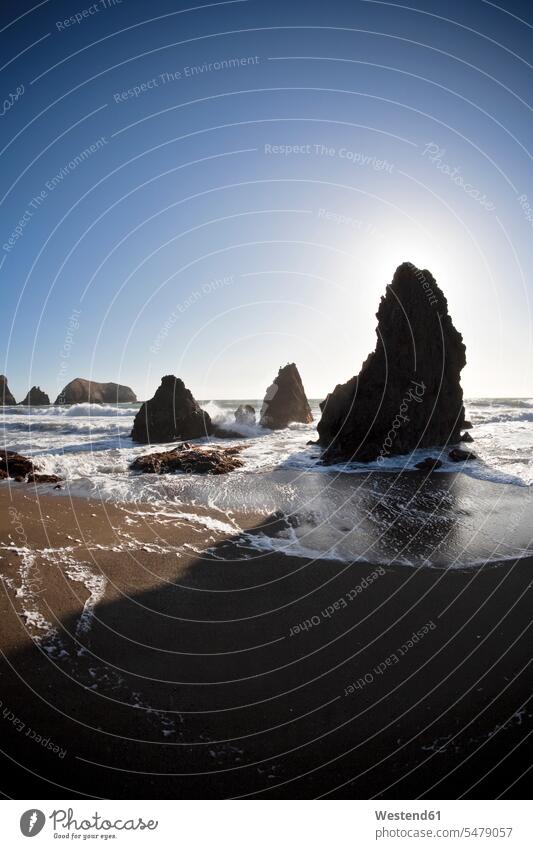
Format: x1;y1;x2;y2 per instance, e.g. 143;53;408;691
1;484;531;799
1;0;531;818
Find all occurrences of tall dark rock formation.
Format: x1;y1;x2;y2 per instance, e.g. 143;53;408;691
55;378;137;405
259;363;313;429
317;262;466;462
19;386;50;406
131;375;213;444
0;375;16;405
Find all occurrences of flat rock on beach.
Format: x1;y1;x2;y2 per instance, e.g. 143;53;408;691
131;444;245;475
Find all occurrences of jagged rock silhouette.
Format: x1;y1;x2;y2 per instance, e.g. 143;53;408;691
131;375;212;444
259;363;313;429
318;262;466;462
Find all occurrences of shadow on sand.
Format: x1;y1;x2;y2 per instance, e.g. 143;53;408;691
0;514;531;800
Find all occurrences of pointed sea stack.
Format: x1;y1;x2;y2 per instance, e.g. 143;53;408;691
0;375;16;405
317;262;466;462
55;378;137;405
19;386;50;406
259;363;313;429
131;375;213;444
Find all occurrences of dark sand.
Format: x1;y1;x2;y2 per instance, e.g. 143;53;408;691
0;485;531;799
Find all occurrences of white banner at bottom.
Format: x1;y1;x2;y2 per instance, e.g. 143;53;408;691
1;800;529;847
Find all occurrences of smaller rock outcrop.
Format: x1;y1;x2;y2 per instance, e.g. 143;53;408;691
213;425;244;439
55;378;137;405
460;431;474;443
415;457;443;471
131;444;244;475
19;386;50;406
27;472;63;484
449;448;477;462
131;375;212;444
0;450;33;480
259;363;313;429
0;449;62;483
234;404;256;426
0;375;16;405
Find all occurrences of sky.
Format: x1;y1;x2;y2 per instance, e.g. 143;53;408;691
1;0;532;401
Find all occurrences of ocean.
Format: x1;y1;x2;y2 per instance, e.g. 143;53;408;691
2;398;533;567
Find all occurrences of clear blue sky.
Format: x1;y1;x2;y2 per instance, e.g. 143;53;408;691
1;0;532;401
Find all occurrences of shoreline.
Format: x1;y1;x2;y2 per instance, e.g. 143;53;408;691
4;450;533;574
0;487;532;798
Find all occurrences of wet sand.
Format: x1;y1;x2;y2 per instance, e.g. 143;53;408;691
0;485;531;799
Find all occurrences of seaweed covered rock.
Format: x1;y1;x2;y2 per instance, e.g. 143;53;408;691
131;375;212;444
131;444;244;475
317;262;466;462
19;386;50;406
259;363;313;429
0;449;62;483
27;473;63;484
0;450;34;479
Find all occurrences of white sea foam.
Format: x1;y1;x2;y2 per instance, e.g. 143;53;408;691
62;402;135;418
0;542;110;650
40;549;107;637
121;507;239;535
239;529;345;562
0;545;57;643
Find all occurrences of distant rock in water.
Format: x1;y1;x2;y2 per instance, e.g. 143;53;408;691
131;443;244;475
234;404;256;426
0;375;16;405
317;262;467;462
415;457;443;471
131;375;212;444
259;363;313;429
55;378;137;405
449;447;476;462
19;386;50;406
